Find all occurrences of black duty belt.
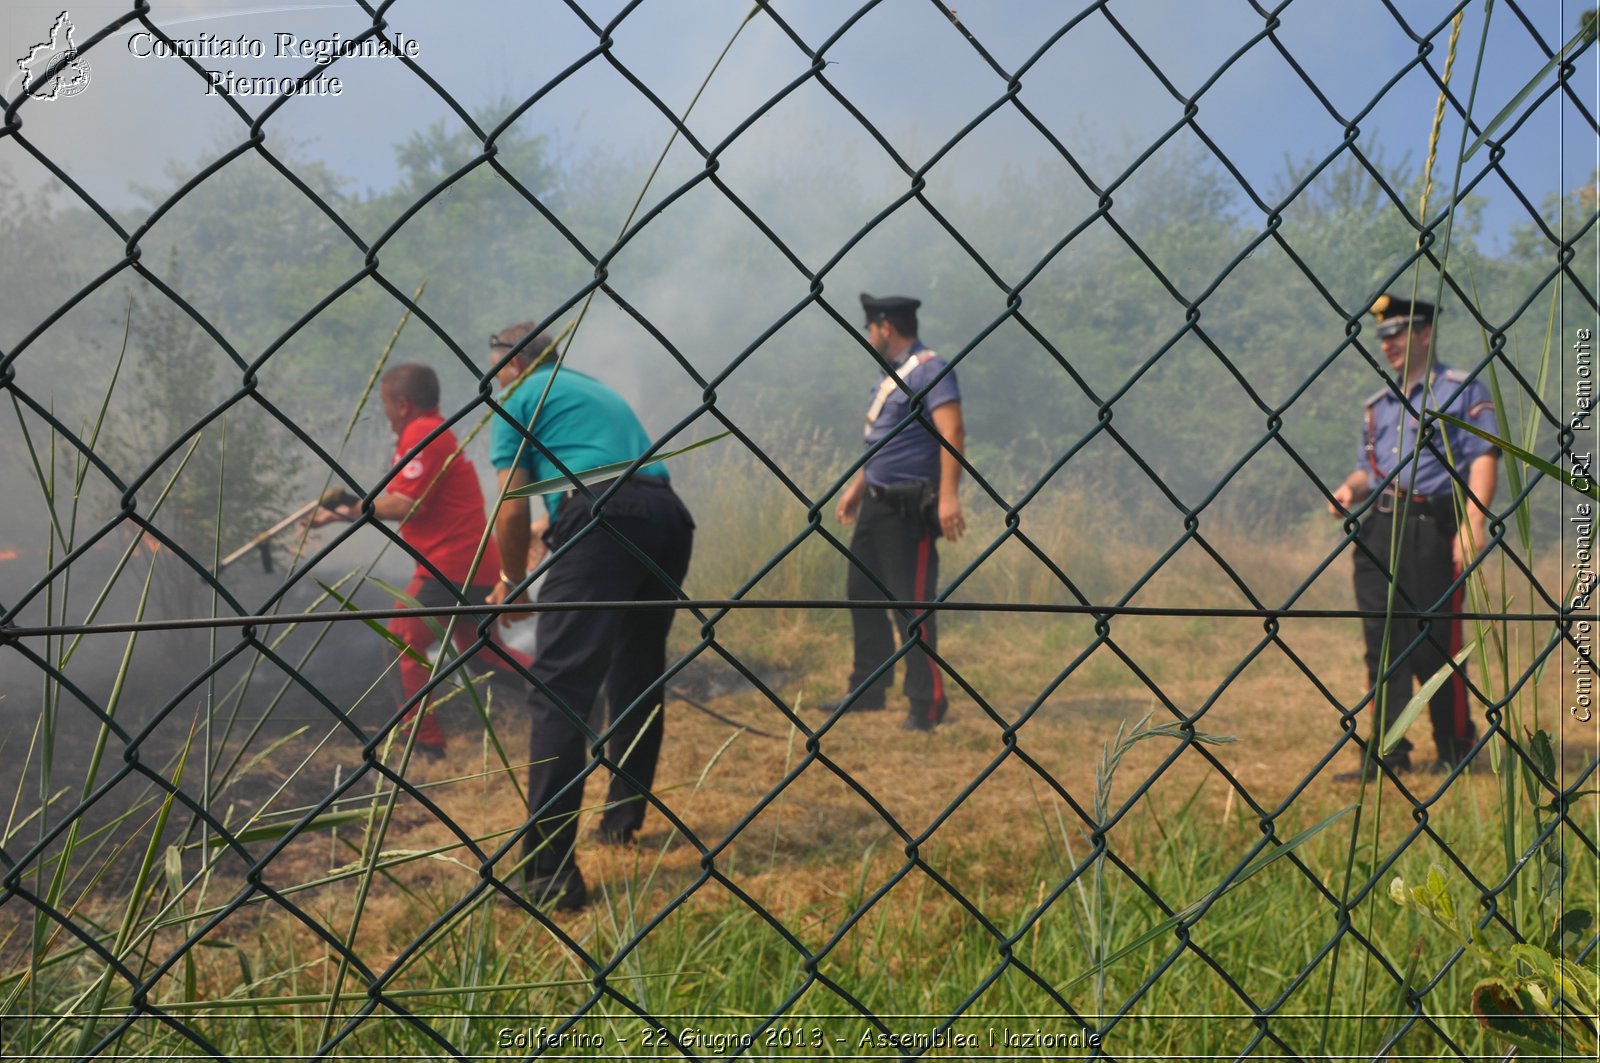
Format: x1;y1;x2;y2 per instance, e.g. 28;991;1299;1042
867;482;933;502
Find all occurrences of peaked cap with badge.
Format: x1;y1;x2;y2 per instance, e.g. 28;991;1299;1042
1371;294;1436;339
860;293;921;326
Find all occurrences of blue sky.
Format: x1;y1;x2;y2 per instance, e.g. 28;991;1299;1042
2;0;1594;254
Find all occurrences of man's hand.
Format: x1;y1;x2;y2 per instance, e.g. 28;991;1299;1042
938;493;964;542
304;503;356;528
1455;452;1499;573
527;514;550;571
1328;475;1369;516
1455;519;1490;572
931;401;965;541
836;475;866;525
486;577;528;627
320;487;358;509
305;487;359;525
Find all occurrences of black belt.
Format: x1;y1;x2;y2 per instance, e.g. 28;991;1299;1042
1373;489;1451;518
866;481;933;501
566;475;671;500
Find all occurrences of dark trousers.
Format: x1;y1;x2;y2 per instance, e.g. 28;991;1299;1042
845;488;946;723
521;480;694;876
1352;503;1475;763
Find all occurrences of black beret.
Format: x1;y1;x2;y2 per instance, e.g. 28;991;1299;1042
1371;294;1436;338
860;292;921;323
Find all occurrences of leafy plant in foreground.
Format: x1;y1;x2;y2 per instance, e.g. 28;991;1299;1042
1389;863;1597;1060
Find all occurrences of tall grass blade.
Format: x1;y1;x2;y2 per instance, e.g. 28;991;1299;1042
1379;640;1479;755
1064;805;1356;991
188;810;370;849
1463;11;1599;161
315;579;431;667
1432;411;1598;500
70;711;202;1058
504;431;732;499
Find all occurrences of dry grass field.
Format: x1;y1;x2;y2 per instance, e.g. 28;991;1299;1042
3;448;1592;1059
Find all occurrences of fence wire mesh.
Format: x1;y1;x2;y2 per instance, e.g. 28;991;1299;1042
0;1;1597;1059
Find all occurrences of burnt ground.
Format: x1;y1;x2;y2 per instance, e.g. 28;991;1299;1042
1;567;387;893
0;545;803;937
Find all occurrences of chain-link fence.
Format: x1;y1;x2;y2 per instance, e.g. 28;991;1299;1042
1;1;1597;1059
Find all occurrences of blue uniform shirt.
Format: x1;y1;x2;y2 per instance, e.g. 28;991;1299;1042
863;341;961;488
490;365;667;520
1359;364;1498;497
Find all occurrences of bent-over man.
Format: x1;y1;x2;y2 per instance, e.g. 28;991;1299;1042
309;364;531;758
487;324;694;912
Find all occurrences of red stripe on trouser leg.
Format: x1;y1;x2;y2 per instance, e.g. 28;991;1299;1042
914;531;943;717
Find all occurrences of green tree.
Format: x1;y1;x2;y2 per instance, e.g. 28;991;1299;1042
102;265;303;623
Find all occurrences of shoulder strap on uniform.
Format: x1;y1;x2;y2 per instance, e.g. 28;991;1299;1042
864;349;935;435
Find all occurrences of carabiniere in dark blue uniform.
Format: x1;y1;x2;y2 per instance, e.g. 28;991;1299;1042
825;293;966;731
1334;295;1499;780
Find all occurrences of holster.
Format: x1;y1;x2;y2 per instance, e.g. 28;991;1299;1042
870;481;940;535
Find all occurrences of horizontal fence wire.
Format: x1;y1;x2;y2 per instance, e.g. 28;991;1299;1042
0;600;1593;635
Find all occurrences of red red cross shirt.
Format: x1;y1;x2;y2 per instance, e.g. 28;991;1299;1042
390;413;501;587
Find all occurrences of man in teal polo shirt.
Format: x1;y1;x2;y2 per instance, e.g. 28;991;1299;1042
486;323;695;912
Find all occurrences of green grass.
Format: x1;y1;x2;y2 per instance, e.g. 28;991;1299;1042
6;760;1586;1060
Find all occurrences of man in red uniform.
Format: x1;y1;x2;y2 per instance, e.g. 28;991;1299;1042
311;363;531;757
